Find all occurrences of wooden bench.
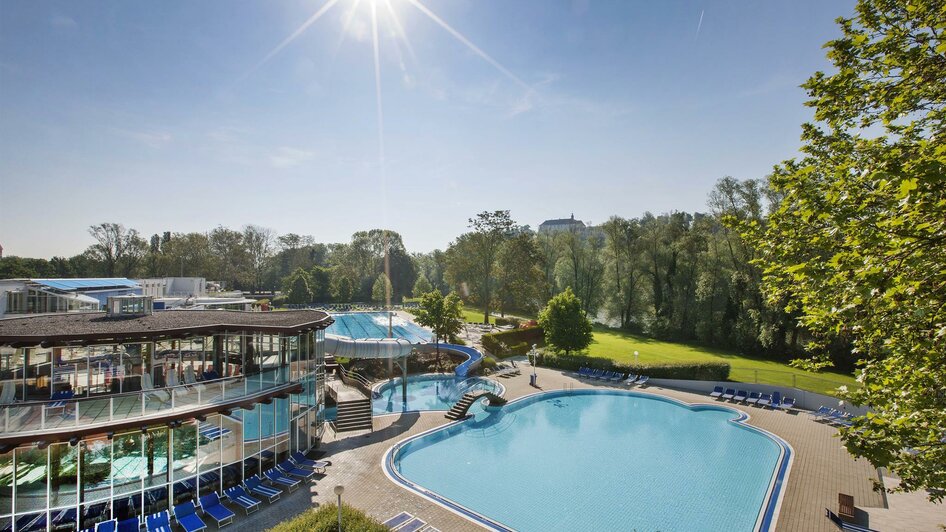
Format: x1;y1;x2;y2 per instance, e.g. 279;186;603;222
838;492;856;520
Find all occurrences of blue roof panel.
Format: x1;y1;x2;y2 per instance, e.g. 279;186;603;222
32;278;140;291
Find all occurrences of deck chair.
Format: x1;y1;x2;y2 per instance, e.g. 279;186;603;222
223;485;261;514
709;386;724;398
94;520;117;532
145;510;171;532
382;512;414;530
197;492;235;528
290;451;328;473
746;392;761;405
116;517;140;532
141;374;170;403
264;468;300;491
734;390;749;402
244;475;282;502
172;501;207;532
720;388;736;400
0;381;15;404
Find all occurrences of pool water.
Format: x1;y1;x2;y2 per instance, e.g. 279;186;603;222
389;390;786;532
328;312;432;343
373;374;502;414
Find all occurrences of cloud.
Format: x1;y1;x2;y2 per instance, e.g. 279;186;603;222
50;15;78;29
112;128;172;148
270;146;315;168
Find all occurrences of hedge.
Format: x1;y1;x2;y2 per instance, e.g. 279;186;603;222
481;327;545;358
269;504;387;532
538;353;730;381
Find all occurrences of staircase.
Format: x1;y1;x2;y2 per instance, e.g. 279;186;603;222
445;391;507;421
334;397;373;432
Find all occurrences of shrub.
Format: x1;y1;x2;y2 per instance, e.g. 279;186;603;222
538;287;593;354
268;504;387;532
494;316;522;327
539;353;730;381
481;327;544;357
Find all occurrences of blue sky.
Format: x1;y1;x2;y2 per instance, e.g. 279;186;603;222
0;0;854;257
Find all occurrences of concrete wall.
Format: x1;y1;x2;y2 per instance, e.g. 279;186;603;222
649;377;870;416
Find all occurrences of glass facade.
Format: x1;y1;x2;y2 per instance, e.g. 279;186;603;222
0;328;326;531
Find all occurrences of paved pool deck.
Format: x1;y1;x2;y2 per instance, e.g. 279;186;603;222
243;366;944;531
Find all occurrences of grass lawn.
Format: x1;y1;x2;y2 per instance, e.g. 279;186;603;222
586;326;857;396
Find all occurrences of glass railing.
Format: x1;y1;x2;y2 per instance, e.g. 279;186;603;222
1;369;293;435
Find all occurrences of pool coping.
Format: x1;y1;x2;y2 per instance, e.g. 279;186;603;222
381;387;794;532
370;373;507;417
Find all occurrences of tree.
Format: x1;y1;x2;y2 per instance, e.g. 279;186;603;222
371;273;391;305
243;225;275;292
744;0;946;500
538;287;593;355
309;266;333;302
495;232;545;315
412;275;433;297
86;223;147;277
413;290;464;370
332;276;354;303
445;211;515;323
283;268;313;305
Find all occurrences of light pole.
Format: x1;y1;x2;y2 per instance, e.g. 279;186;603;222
530;344;538;377
334;485;345;531
634;350;639;365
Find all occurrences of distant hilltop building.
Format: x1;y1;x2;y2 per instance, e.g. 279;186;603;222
538;214;586;234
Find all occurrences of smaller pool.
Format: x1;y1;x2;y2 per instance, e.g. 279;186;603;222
328;312;432;343
373;374;503;414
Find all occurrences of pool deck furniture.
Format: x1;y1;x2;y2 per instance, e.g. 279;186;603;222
758;393;772;407
173;501;208;532
721;388;736;400
397;517;429;532
777;397;797;411
634;375;649;386
224;485;262;514
825;508;878;532
746;391;761;405
245;475;282;502
145;510;172;532
116;517;140;532
811;406;834;418
265;468;301;491
198;492;236;527
278;459;316;479
838;493;856;520
772;391;784;409
734;390;748;402
291;451;329;472
623;374;639;385
709;386;724;398
94;520;117;532
382;511;414;529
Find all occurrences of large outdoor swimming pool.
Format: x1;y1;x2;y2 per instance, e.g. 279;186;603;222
327;311;432;343
373;374;503;414
386;389;789;532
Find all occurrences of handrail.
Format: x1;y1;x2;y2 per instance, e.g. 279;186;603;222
337;365;373;399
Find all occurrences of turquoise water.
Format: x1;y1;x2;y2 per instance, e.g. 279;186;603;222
373;374;502;414
328;312;432;342
391;390;784;532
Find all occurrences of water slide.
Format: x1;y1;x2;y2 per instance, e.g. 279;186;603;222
324;335;483;377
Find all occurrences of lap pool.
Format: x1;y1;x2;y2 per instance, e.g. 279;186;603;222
385;389;790;532
373;374;503;414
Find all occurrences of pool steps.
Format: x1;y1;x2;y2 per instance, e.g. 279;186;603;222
334;398;373;432
445;391;507;420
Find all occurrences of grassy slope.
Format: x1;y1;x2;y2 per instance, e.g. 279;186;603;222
586;326;857;396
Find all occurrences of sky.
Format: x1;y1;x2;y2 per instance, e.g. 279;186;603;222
0;0;856;258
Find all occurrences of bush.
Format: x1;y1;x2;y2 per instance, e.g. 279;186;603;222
539;353;730;381
269;504;387;532
494;316;522;327
481;327;545;358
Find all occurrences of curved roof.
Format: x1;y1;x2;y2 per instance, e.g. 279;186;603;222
0;309;333;346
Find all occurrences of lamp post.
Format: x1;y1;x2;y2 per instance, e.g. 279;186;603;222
530;344;538;377
634;350;639;365
334;485;345;531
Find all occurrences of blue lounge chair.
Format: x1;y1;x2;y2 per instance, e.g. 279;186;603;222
811;405;834;418
746;392;761;405
720;388;735;400
224;485;261;514
264;468;300;491
172;501;207;532
291;452;328;472
244;475;281;502
382;512;414;529
95;520;117;532
709;386;724;398
51;508;78;530
398;517;428;532
198;493;235;528
758;393;772;407
734;390;748;402
771;391;784;408
145;510;171;532
278;459;315;479
116;517;140;532
825;508;878;532
609;372;625;382
634;375;649;386
776;397;796;411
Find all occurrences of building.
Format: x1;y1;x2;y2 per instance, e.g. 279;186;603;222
538;214;586;234
0;297;331;531
136;278;254;311
0;279;142;318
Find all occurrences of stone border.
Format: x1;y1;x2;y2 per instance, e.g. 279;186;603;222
381;387;794;532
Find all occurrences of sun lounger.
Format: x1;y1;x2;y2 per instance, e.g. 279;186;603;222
721;388;736;400
734;390;748;402
758;393;772;407
623;374;638;385
116;517;140;532
382;512;413;529
141;374;170;403
811;406;834;418
825;508;878;532
709;386;724;398
264;468;301;491
746;391;761;405
278;459;315;479
95;520;117;532
776;397;796;411
172;501;207;532
0;381;16;404
634;375;649;386
771;391;784;409
291;452;328;472
198;492;235;528
245;475;282;502
223;485;261;514
145;510;172;532
609;372;625;382
397;517;428;532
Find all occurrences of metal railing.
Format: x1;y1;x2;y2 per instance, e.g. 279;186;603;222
337;365;374;400
1;368;290;435
728;366;854;396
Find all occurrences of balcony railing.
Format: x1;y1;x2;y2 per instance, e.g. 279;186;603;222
1;368;293;437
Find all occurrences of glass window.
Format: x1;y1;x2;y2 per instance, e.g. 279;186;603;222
144;428;169;488
0;448;13;517
14;446;47;512
172;423;197;481
48;443;78;510
112;433;143;497
80;437;111;505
